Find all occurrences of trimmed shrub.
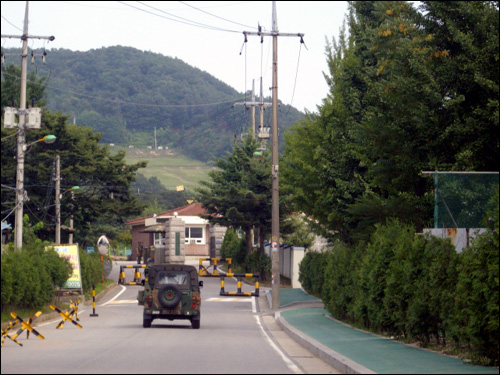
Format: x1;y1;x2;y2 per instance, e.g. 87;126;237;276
79;250;104;293
452;191;499;365
244;250;271;280
1;245;72;310
299;250;328;298
220;228;246;265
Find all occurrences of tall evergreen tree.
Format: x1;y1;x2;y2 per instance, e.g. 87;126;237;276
196;133;272;256
281;1;499;244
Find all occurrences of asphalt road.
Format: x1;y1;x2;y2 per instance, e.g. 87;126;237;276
1;261;339;374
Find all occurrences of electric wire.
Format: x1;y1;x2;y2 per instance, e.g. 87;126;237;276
178;1;257;30
118;1;241;33
1;69;245;108
287;42;303;112
1;15;23;32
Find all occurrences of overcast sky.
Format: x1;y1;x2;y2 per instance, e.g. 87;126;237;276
1;1;349;113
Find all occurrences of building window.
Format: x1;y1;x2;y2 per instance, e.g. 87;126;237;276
185;226;205;244
154;232;165;246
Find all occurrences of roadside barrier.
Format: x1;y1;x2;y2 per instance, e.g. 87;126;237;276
1;315;22;347
220;273;260;297
118;264;146;285
50;304;82;329
5;312;45;345
199;257;232;277
25;312;42;340
90;285;99;317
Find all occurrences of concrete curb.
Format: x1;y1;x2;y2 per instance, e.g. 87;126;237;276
275;311;377;374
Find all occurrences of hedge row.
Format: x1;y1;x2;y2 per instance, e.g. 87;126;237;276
299;201;499;365
1;245;72;311
79;250;105;294
1;244;105;312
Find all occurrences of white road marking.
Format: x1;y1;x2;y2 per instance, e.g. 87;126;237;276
205;297;252;302
100;285;127;306
253;297;303;374
105;300;138;305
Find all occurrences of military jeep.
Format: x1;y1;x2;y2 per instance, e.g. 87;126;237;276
137;264;203;329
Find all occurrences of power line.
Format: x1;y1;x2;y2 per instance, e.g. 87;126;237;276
1;15;23;32
178;1;257;30
1;70;245;109
117;1;241;33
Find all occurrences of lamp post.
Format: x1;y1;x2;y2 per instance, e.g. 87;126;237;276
14;134;56;250
3;2;55;250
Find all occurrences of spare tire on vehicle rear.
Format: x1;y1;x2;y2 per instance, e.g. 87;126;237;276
158;284;182;308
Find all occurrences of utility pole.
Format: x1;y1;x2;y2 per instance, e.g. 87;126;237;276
243;1;304;310
1;2;55;250
55;154;61;244
234;80;273;139
154;127;157;150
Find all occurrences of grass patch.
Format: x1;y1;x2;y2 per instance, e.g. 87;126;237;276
83;279;115;301
123;148;214;190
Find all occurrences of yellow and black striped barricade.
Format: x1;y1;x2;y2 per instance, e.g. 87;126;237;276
118;264;146;285
220;273;260;297
1;316;22;347
50;305;82;329
90;285;99;317
25;311;43;340
9;312;45;343
199;257;232;277
68;300;81;322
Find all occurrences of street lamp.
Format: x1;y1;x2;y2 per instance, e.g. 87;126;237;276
14;134;56;250
23;135;56;152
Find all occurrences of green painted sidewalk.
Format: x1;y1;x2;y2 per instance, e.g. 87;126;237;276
277;289;498;374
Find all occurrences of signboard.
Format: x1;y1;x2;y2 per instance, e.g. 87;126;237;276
86;246;95;253
53;244;83;290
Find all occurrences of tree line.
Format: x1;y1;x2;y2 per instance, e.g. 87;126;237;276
284;0;498;365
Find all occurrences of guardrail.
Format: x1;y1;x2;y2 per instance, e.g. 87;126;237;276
220;273;260;297
199;257;232;277
118;264;146;285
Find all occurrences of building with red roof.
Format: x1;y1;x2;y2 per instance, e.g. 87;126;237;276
125;202;225;260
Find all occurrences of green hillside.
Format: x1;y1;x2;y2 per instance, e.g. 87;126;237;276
2;46;304;163
122;147;213;191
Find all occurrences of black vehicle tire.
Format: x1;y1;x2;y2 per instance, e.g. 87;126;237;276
158;285;182;308
191;316;200;329
143;311;152;328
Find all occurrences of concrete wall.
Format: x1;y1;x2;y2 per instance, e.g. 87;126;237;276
423;228;486;253
265;244;305;289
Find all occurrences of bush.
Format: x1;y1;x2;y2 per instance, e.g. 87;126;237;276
220;228;246;265
1;244;72;311
244;250;271;280
299;250;328;298
452;190;499;365
79;250;104;293
323;242;360;322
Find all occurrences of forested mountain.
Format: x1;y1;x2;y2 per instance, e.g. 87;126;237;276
2;46;304;162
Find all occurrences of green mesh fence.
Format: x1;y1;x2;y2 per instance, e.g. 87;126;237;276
425;172;499;228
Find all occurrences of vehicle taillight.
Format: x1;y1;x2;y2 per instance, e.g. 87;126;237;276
191;296;199;309
146;296;153;308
